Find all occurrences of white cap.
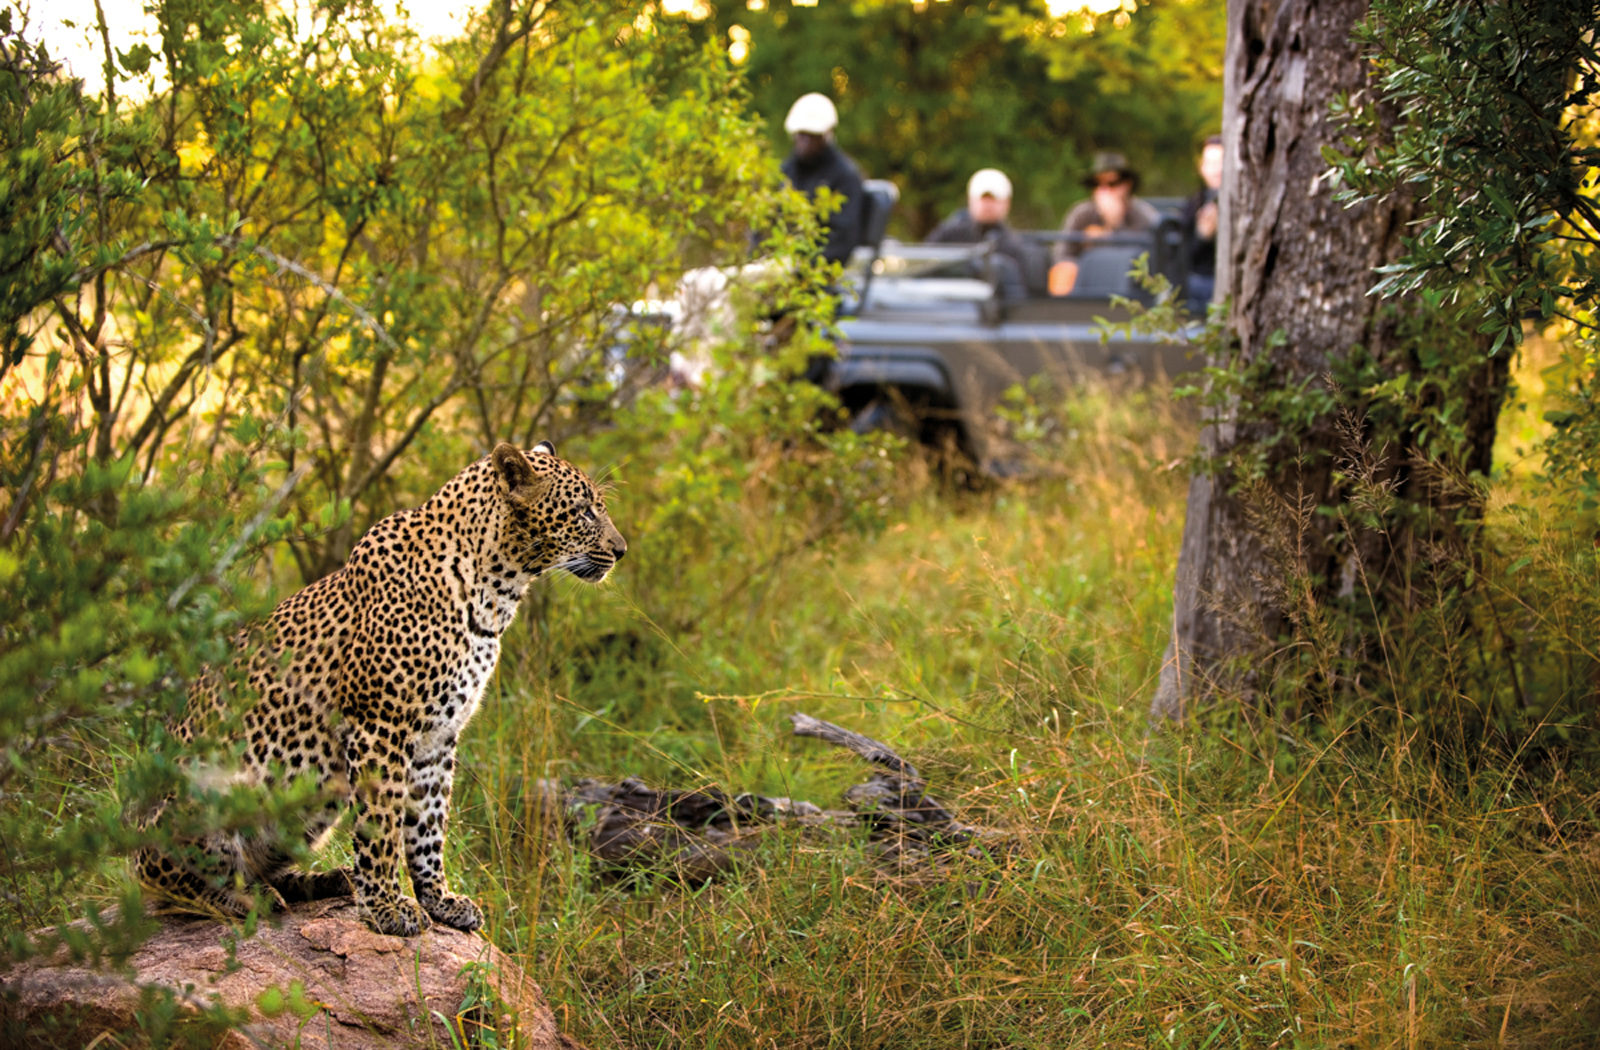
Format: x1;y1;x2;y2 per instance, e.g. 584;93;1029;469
784;93;839;135
967;168;1013;201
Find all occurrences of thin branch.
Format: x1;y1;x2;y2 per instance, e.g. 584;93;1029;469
789;714;922;781
449;0;545;125
0;403;57;545
64;240;186;288
226;238;403;356
167;463;311;611
91;0;117;113
124;331;245;457
343;378;467;502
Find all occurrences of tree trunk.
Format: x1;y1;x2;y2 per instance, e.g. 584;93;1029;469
1149;0;1509;722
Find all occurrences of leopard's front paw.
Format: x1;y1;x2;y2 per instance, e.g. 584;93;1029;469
363;893;430;936
422;891;483;932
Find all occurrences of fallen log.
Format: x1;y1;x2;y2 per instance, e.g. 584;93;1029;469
533;713;1005;881
789;712;985;850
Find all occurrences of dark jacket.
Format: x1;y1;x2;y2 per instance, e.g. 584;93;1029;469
926;208;1032;300
1180;186;1219;278
781;142;866;267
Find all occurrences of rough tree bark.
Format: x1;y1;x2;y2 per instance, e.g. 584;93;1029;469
1149;0;1509;721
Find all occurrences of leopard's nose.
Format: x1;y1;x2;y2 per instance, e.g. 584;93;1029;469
611;535;627;561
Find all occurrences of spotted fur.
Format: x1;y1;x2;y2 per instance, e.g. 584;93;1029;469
135;442;626;935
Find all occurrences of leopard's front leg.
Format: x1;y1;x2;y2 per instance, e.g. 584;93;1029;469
406;733;483;932
345;725;430;936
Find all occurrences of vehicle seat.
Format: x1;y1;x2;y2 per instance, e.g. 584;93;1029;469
859;179;898;253
847;179;900;314
1072;242;1144;298
1018;240;1053;298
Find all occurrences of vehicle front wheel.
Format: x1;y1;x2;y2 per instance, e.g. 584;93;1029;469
848;394;981;489
848;396;919;441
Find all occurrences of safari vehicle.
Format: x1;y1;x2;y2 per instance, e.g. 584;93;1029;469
829;180;1203;476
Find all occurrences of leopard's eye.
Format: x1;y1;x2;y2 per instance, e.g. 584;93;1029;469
581;505;598;524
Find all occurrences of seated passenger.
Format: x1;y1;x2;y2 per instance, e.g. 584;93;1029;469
926;168;1030;300
780;92;866;270
1181;135;1224;312
1048;151;1161;297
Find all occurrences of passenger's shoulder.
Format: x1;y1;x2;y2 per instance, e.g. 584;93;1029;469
1060;199;1097;228
832;148;865;184
927;209;972;242
1131;197;1162;225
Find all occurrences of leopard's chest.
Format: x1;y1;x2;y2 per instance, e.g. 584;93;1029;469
418;630;503;751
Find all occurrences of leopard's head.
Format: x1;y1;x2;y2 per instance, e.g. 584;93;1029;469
491;441;626;583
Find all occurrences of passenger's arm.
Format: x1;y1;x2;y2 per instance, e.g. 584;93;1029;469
1048;260;1079;297
1050;201;1098;265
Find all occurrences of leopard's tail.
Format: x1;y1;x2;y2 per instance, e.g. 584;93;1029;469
132;805;285;919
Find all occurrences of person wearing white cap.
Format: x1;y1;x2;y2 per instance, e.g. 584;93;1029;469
926;167;1032;300
780;92;866;268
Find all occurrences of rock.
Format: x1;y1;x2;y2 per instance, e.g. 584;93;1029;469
0;899;582;1049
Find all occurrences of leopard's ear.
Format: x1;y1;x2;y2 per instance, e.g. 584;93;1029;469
491;442;545;499
531;440;557;458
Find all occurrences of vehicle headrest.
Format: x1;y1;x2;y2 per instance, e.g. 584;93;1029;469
860;179;899;249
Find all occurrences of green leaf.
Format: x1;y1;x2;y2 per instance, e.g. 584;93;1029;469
255;985;285;1017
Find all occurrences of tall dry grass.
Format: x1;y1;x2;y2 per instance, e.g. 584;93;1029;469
446;369;1600;1048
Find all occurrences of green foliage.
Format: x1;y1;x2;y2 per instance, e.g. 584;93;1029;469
0;16;100;370
1330;0;1600;512
1112;255;1539;737
993;0;1225;194
591;358;900;628
11;0;811;581
1110;261;1496;494
697;0;1223;236
1175;299;1500;488
253;979;316;1023
0;429;294;967
0;22;264;976
1298;0;1600;741
446;961;521;1049
0;0;821;998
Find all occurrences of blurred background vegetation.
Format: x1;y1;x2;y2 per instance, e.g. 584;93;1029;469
3;0;1600;1047
697;0;1224;234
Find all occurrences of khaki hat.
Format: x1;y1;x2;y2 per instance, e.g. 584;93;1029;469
1084;151;1139;191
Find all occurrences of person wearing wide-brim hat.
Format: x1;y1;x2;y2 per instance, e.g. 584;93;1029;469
1081;151;1143;192
1048;150;1161;296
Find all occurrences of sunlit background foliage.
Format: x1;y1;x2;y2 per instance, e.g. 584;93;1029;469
4;1;1600;1047
691;0;1224;233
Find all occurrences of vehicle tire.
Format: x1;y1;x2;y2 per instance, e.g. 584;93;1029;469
848;396;919;441
926;422;983;491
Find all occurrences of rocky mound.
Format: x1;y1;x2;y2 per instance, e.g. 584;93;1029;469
0;899;580;1049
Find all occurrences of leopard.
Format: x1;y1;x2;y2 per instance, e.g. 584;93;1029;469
135;441;626;936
